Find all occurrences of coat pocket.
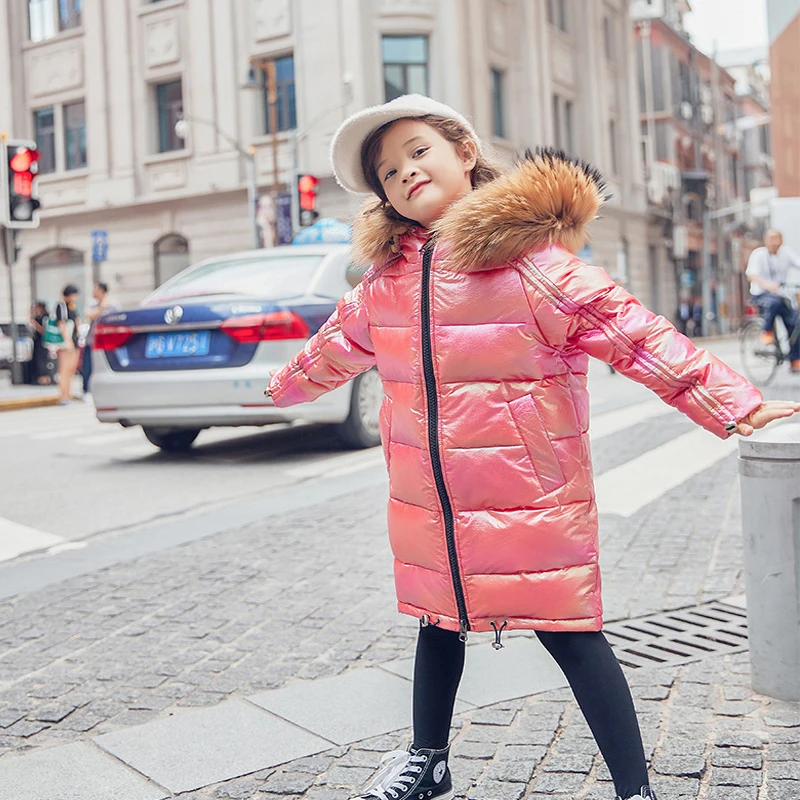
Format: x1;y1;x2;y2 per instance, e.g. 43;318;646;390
508;394;567;493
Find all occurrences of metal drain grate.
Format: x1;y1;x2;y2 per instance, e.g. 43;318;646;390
604;601;748;669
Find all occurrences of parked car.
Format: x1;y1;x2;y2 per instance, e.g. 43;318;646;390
90;245;382;452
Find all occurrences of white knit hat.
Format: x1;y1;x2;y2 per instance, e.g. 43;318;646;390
330;94;482;194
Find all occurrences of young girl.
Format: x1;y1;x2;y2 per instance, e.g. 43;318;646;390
267;95;799;800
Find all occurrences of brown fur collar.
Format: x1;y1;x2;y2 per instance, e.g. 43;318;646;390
350;148;608;272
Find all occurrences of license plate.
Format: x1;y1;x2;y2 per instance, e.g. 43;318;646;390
145;331;211;358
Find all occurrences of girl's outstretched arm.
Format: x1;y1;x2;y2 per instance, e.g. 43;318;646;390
267;279;375;407
519;251;767;439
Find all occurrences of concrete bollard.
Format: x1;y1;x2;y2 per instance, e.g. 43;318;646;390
738;423;800;701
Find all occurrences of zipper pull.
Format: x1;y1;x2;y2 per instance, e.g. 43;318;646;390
490;620;507;650
458;619;469;643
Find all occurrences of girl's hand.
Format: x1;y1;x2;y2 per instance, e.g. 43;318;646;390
736;401;800;436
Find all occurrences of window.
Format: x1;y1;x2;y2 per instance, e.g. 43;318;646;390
760;124;771;156
59;0;81;31
262;55;297;134
491;68;506;139
64;101;86;170
564;100;574;153
552;95;574;153
547;0;568;32
382;35;428;101
34;107;56;174
156;80;184;153
148;254;325;302
603;15;614;60
609;119;618;175
552;95;561;149
31;247;85;312
28;0;55;41
154;234;191;287
654;120;669;161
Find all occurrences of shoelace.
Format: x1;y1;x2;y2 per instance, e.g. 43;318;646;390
359;750;428;800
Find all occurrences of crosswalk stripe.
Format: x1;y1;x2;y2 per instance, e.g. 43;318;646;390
0;517;64;563
594;427;738;518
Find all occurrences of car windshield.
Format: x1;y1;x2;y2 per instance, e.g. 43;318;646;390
146;255;325;303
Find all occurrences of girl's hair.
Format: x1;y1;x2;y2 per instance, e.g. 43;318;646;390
360;114;500;223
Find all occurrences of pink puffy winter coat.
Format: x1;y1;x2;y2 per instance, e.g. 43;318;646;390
269;151;762;637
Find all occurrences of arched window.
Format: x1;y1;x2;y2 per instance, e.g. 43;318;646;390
154;234;190;287
30;247;85;314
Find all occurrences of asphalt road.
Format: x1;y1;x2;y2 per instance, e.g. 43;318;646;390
0;337;794;555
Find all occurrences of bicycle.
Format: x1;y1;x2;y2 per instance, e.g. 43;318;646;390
739;287;800;385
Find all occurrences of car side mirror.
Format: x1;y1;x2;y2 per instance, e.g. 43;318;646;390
345;262;368;288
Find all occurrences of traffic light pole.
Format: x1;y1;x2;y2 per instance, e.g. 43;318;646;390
2;227;23;385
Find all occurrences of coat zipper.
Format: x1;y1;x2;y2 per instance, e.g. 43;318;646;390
420;242;470;641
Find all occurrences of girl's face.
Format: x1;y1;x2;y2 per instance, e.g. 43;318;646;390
375;119;477;229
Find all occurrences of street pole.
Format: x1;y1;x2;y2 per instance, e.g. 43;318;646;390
265;61;280;195
290;129;300;236
639;21;656;181
245;153;259;250
2;227;23;385
701;208;712;337
708;44;724;336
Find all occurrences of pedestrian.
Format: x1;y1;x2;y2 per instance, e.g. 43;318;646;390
745;228;800;372
266;95;800;800
28;301;52;385
81;281;116;397
55;284;81;404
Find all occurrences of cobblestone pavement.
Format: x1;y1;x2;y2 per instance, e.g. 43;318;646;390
1;394;799;799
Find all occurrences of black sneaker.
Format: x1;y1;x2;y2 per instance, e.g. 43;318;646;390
617;788;657;800
354;745;453;800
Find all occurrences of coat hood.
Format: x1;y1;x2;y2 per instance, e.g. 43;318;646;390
350;148;609;271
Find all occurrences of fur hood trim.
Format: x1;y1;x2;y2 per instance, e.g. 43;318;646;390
350;148;608;271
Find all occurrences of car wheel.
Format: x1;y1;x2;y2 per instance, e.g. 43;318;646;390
337;368;383;449
142;427;201;452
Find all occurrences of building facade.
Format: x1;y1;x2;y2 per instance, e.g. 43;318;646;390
767;0;800;197
1;0;648;321
631;0;759;333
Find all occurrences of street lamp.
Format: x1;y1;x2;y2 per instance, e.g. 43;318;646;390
173;115;260;250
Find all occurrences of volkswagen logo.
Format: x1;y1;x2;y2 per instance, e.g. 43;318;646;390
164;305;183;324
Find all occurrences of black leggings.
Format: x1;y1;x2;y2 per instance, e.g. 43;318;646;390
412;625;649;799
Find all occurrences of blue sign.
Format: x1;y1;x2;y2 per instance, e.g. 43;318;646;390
92;230;108;262
577;245;593;263
293;218;351;245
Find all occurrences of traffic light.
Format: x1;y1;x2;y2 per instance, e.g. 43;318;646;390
297;173;319;227
1;139;41;229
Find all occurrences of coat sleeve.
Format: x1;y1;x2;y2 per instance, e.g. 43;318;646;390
518;251;763;439
267;279;376;407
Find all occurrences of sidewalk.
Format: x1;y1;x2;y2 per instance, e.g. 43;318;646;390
0;372;60;411
0;418;798;800
0;406;800;800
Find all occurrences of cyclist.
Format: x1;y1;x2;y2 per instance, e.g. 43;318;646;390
746;228;800;373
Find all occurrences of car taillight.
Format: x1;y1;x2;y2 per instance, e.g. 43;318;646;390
93;325;133;350
220;311;310;343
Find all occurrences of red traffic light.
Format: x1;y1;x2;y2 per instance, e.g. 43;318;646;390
3;139;41;228
9;147;39;174
297;175;318;194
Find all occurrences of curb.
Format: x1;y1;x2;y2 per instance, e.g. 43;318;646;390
0;395;60;412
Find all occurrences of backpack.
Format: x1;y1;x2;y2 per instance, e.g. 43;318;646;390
43;316;64;346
